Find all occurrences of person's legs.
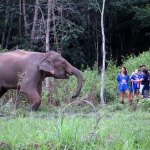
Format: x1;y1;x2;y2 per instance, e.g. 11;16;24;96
140;84;144;97
131;82;135;99
135;90;139;98
130;91;134;99
120;91;124;104
143;90;149;98
125;90;131;101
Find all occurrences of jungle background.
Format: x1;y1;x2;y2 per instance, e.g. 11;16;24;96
0;0;150;149
0;0;150;68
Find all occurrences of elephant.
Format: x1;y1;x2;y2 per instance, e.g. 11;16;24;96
0;49;82;111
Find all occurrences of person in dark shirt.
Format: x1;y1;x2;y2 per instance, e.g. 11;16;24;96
131;69;149;98
139;64;146;95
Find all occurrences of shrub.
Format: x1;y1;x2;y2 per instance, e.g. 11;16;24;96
122;51;150;73
106;103;124;112
138;98;150;112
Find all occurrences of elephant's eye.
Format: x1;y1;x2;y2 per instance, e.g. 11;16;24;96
62;62;66;67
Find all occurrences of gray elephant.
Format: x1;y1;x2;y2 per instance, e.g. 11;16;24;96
0;50;82;111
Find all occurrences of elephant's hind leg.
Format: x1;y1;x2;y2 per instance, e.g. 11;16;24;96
20;87;41;111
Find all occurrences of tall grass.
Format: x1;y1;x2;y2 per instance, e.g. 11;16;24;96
0;108;150;149
0;50;150;149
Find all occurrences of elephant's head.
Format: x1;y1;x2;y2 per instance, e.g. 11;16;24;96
39;51;82;98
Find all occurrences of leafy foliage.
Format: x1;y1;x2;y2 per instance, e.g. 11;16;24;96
133;4;150;28
0;0;150;67
138;98;150;112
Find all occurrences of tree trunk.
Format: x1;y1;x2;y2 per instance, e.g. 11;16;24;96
2;0;9;49
22;0;28;36
5;1;15;49
5;17;12;49
52;0;58;51
94;17;99;71
31;0;39;41
109;16;112;57
39;6;46;32
45;0;52;92
19;0;22;37
100;0;106;107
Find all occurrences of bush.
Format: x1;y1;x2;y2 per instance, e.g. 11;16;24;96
122;51;150;73
106;103;124;112
138;98;150;112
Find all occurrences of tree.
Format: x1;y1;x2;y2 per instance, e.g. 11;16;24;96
0;0;150;69
45;0;52;92
22;0;28;36
100;0;106;107
95;0;106;106
1;0;9;48
31;0;39;42
19;0;22;37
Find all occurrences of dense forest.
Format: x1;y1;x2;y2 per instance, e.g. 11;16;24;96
0;0;150;68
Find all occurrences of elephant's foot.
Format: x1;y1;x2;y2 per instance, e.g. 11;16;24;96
28;107;37;112
28;101;41;111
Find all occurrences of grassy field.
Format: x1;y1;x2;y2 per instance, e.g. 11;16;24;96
0;101;150;150
0;51;150;150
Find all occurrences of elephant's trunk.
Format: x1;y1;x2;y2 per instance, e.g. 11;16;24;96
66;64;82;98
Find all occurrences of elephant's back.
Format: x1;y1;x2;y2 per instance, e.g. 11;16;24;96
0;49;32;58
0;49;42;62
0;50;27;70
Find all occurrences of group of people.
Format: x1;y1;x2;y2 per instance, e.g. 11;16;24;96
116;64;150;104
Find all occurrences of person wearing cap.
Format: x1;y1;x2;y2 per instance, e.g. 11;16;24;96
116;66;131;104
131;69;149;98
139;64;146;96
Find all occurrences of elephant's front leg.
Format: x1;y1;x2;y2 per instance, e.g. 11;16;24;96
20;86;41;111
37;82;42;96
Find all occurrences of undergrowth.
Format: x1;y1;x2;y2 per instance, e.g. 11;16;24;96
0;105;150;150
0;51;150;149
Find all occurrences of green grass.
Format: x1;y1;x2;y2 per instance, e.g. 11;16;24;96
0;105;150;150
0;51;150;149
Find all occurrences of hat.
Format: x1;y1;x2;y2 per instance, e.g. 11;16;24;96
139;64;146;67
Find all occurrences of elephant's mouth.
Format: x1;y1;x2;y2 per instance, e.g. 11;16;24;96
52;73;70;79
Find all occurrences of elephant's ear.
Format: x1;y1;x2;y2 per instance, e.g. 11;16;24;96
39;59;55;74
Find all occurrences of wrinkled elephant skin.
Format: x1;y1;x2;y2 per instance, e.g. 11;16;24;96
0;50;82;111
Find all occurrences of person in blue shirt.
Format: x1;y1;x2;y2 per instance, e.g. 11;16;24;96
131;69;149;98
116;66;131;104
139;64;146;95
130;69;140;99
